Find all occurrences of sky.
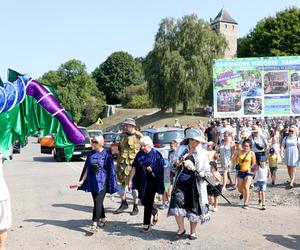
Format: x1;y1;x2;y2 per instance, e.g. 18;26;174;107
0;0;299;80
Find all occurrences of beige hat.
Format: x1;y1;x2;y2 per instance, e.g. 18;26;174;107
122;118;136;127
251;125;260;132
185;128;207;143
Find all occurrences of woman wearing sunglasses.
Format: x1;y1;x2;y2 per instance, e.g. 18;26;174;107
77;135;118;232
281;125;300;188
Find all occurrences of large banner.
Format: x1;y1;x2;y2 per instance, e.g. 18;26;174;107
213;56;300;118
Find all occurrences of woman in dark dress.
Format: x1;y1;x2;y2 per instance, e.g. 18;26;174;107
168;128;210;240
77;135;118;232
129;136;164;232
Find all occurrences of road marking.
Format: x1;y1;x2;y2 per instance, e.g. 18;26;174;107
66;162;83;173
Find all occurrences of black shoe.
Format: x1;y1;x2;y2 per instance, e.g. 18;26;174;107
239;194;243;200
175;229;186;239
114;200;128;214
130;204;139;216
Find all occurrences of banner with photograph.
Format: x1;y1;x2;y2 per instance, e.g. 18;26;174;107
213;56;300;118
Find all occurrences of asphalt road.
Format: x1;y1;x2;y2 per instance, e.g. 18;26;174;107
3;137;300;250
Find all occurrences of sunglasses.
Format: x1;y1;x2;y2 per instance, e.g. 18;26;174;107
289;130;294;133
91;140;99;144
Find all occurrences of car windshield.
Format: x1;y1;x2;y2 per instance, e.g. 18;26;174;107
153;130;184;144
103;133;117;140
89;131;102;137
79;128;89;137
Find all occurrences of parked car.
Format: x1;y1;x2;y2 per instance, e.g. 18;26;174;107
12;140;21;154
40;127;92;161
103;132;119;149
141;127;184;159
109;134;120;159
87;129;103;140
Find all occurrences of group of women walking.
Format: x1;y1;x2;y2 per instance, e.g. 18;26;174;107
77;128;210;240
75;120;299;239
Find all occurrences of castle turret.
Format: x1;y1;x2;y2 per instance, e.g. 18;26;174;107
211;8;238;58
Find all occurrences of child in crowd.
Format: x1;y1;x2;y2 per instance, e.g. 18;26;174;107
207;161;222;212
207;141;217;162
268;148;278;185
159;140;178;209
255;156;270;210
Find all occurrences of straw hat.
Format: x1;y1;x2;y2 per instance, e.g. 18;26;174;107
251;125;260;132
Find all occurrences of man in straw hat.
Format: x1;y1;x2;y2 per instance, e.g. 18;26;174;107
114;118;143;215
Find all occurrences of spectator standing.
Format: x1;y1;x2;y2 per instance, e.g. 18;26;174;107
281;125;300;188
205;122;218;144
217;119;234;144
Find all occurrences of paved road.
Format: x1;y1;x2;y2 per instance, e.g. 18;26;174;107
3;138;300;250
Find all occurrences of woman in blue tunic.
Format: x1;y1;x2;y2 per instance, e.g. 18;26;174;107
129;136;164;232
281;125;300;188
77;135;118;232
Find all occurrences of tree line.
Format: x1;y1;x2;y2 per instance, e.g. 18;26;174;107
38;7;300;124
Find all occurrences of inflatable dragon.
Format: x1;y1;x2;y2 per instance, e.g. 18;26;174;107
0;70;85;144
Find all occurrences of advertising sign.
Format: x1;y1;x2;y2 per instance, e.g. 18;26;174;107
213;56;300;118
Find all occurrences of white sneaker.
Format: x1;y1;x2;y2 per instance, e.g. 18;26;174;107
212;207;218;212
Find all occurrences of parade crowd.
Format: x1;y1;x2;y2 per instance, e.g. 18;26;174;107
74;116;299;240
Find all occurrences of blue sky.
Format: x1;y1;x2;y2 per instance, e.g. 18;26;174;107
0;0;299;80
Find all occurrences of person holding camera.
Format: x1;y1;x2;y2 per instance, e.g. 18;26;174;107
168;128;210;240
128;136;165;233
77;135;118;232
234;139;256;209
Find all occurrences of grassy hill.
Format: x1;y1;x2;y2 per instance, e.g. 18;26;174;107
88;107;210;131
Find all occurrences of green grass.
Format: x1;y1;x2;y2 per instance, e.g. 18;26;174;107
88;107;210;131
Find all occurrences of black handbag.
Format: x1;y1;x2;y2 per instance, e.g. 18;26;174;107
236;152;250;171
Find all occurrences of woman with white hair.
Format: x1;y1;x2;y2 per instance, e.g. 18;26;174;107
128;136;165;232
0;155;11;250
77;135;118;232
168;128;210;240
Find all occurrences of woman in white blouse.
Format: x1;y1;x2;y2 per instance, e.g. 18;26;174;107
0;155;12;250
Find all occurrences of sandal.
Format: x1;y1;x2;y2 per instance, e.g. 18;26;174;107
90;223;98;232
189;234;197;240
152;212;159;226
98;218;107;228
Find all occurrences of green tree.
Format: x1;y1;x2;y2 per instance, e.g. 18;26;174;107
120;81;152;108
92;51;143;104
145;15;227;113
238;7;300;57
38;59;105;124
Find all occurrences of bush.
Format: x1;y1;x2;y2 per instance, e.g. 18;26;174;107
126;94;153;108
120;82;153;108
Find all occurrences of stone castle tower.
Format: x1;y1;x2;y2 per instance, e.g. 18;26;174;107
211;8;238;58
